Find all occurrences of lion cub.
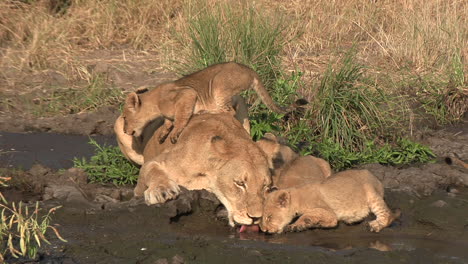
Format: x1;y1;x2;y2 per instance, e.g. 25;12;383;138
260;169;400;234
255;133;332;188
122;62;287;144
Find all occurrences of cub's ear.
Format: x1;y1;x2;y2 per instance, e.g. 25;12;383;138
262;133;278;142
277;190;290;208
211;135;230;156
267;186;278;193
125;92;140;112
135;86;149;94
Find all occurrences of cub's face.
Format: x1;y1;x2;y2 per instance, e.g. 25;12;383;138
122;92;154;137
260;190;293;234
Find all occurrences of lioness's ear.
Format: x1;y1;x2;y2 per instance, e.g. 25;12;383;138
277;191;290;208
211;135;230;156
125;92;140;112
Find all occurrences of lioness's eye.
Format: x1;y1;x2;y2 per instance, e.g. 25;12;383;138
235;181;245;187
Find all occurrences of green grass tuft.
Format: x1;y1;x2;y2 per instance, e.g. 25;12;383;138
311;49;388;151
169;0;290;90
0;177;66;261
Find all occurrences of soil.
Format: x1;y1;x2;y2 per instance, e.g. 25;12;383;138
0;53;467;263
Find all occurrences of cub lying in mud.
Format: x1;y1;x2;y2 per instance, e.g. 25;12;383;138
260;169;400;234
115;94;249;166
122;62;287;145
256;133;332;187
135;112;272;226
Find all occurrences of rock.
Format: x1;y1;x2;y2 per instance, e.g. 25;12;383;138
61;168;88;185
430;200;447;208
171;255;185;264
43;184;90;205
28;163;51;177
362;162;468;196
154;258;169;264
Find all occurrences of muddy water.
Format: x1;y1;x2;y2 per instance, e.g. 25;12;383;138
41;188;468;263
0;132;116;169
1;132;468;263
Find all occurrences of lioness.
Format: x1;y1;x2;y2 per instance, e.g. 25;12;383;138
115;94;250;166
260;169;400;233
122;62;287;144
135;112;273;226
256;133;332;188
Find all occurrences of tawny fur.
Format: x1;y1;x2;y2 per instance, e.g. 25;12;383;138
260;169;400;234
134;112;272;226
122;62;285;144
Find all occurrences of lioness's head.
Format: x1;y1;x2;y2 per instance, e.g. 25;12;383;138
260;189;294;233
122;89;153;137
208;135;273;226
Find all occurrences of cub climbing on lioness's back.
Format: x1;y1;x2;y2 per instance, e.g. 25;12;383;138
260;169;400;234
122;62;288;144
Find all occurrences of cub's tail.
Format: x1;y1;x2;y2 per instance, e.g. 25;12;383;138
445;155;468;169
251;77;308;115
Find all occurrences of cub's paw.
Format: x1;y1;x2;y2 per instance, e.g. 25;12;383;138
157;130;170;144
169;129;183;144
368;220;384;232
144;180;181;205
286;221;310;232
286;224;307;232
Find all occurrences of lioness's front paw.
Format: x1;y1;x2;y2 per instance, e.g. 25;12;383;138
144;180;181;205
368;220;384;232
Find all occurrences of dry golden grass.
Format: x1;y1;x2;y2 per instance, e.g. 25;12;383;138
0;0;181;78
0;0;466;87
264;0;467;73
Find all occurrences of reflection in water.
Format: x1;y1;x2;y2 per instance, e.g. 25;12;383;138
237;231;393;252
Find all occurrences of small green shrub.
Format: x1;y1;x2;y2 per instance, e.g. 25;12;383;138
247;51;436;171
73;138;139;185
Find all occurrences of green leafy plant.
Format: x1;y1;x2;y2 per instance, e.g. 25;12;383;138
309;138;436;171
0;177;66;261
73;138;139;185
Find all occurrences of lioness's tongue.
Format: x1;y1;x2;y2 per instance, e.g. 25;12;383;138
239;224;260;233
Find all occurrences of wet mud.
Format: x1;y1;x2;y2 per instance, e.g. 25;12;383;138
1;162;467;263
